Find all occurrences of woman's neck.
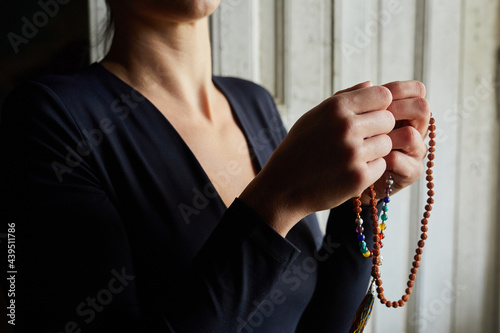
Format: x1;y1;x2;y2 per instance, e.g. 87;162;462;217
101;17;216;119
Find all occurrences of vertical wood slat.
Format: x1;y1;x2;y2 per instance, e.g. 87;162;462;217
88;0;108;63
210;0;259;81
412;1;462;332
282;0;333;130
455;0;500;332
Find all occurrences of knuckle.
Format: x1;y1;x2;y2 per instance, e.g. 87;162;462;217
382;110;396;129
337;116;356;138
415;81;426;97
328;95;348;113
402;126;420;147
349;164;368;188
376;86;393;105
342;140;359;163
381;134;393;154
417;97;431;116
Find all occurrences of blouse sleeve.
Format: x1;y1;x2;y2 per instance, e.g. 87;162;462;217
295;199;383;333
0;82;300;332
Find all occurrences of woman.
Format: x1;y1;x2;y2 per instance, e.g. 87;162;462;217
0;0;430;332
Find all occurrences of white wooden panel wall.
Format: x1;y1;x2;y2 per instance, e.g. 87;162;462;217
89;0;500;332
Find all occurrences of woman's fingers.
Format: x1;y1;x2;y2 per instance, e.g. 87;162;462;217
335;86;393;114
387;97;431;136
354;110;395;139
383;80;426;99
362;134;393;162
387;126;427;159
384;150;424;185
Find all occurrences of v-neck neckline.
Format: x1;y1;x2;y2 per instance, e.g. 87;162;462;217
93;62;263;211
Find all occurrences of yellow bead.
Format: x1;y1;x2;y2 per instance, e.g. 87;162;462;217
380;223;387;231
362;251;371;258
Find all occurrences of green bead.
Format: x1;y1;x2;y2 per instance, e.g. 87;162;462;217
381;214;388;221
361;246;369;253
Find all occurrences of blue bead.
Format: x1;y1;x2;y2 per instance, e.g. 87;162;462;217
359;241;366;248
383;196;390;203
383;205;389;212
357;234;365;241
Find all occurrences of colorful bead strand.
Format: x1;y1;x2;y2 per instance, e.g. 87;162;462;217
354;173;393;258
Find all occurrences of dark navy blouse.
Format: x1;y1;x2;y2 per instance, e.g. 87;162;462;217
0;63;376;332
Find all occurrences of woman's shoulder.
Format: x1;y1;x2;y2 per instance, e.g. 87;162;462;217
2;63;126;125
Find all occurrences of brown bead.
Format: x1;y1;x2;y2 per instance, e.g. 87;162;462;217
429;132;436;138
427;189;434;196
373;228;380;235
378;293;384;300
370;207;378;214
373;249;380;257
409;274;416;281
425;204;432;211
418;240;425;247
428;153;435;160
372;266;379;273
426;169;433;175
429;118;435;124
416;248;423;254
421;233;428;240
429;139;436;146
398;300;405;307
421;226;428;232
424;212;431;218
413;261;420;268
354;207;362;214
427;161;434;168
392;301;399;308
386;300;392;307
370;199;377;206
429;147;435;153
353;199;361;207
402;295;409;302
430;124;436;131
375;279;382;286
426;183;434;189
373;257;379;265
414;254;422;261
422;218;429;225
426;176;433;182
406;288;412;295
377;287;384;293
374;243;380;250
407;281;414;287
427;198;434;204
373;235;380;243
411;267;418;274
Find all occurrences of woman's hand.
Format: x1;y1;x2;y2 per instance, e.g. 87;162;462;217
239;82;395;236
359;81;431;204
